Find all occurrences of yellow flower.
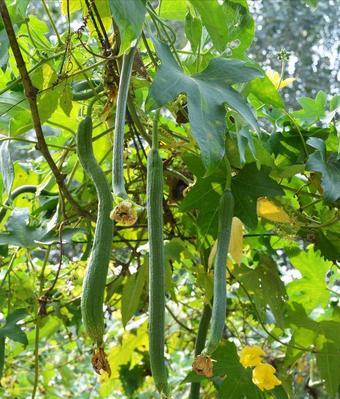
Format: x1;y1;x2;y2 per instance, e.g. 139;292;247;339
239;346;265;368
252;363;282;391
266;69;295;90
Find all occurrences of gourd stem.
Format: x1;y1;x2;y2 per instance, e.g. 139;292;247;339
0;337;5;380
87;98;97;117
189;304;212;399
112;45;137;199
152;109;161;150
224;157;232;189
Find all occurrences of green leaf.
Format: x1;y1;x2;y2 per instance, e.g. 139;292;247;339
0;91;28;114
329;94;340;112
121;264;147;327
159;0;187;20
109;0;146;54
184;340;266;399
59;84;73;116
180;173;221;238
293;91;327;125
287;247;331;313
286;304;340;398
0;337;4;379
215;341;265;398
236;126;257;165
0;309;28;345
0;141;14;196
271;386;289;399
188;0;229;52
6;0;30;25
245;75;284;109
306;137;340;202
25;15;50;50
231;163;284;227
189;0;254;56
31;63;59;123
223;0;255;57
148;39;261;170
304;0;318;9
0;30;9;68
180;153;223;238
0;208;55;248
315;321;340;398
236;256;288;328
185;12;202;52
0;92;32;137
315;230;340;262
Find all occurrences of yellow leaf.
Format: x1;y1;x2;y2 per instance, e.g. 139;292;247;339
210;217;244;272
257;197;291;224
61;0;82;16
103;321;148;381
61;0;112;33
229;217;243;265
85;0;112;35
279;77;295;89
266;69;295;90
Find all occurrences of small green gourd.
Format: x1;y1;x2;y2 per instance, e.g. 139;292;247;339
71;79;103;101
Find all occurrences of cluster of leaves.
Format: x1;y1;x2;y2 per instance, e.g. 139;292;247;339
0;0;339;398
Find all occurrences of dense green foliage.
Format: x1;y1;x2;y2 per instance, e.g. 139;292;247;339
0;0;339;398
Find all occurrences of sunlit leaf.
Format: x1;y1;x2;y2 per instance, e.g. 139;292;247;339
232;163;284;227
121;265;147;327
0;141;14;196
61;0;81;15
109;0;146;54
228;216;243;265
287;247;332;313
293;91;327;125
246;74;284;108
257;197;291;224
306;137;340;202
159;0;187;20
0;309;28;345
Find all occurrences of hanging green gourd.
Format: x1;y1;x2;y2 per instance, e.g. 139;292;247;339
76;112;113;376
110;45;141;225
147;110;170;397
192;168;234;379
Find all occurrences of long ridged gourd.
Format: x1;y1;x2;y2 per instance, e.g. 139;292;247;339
147;112;170;396
206;188;234;354
76;116;113;347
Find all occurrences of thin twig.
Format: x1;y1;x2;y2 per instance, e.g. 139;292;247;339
31;247;50;399
166;305;194;334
